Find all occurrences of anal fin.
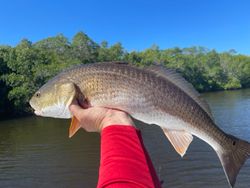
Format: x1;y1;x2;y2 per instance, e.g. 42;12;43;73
162;128;193;157
69;116;81;138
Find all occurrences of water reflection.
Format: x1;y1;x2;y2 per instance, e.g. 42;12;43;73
0;117;100;188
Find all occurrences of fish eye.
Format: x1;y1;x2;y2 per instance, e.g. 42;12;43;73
36;92;41;98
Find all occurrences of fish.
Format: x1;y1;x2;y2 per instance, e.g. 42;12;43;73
29;61;250;187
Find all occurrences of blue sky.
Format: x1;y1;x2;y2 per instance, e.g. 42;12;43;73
0;0;249;54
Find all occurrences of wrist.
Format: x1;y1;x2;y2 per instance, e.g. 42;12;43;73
100;110;135;131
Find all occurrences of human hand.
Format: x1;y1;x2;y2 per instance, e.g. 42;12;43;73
69;102;135;133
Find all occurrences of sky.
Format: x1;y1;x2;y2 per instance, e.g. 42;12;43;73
0;0;249;54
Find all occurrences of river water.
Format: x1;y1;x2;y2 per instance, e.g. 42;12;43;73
0;89;250;188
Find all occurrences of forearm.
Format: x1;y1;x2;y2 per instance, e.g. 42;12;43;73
97;125;161;188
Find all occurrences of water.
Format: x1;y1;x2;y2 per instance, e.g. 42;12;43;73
0;89;250;188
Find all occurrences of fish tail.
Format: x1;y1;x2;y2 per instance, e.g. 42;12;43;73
217;135;250;188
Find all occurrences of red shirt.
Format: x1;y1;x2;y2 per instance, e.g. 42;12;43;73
97;125;162;188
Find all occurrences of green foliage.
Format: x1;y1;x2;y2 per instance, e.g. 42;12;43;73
0;31;250;116
72;32;99;63
224;77;241;90
0;46;13;115
98;41;126;62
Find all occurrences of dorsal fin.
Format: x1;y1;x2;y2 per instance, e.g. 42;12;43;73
145;64;213;120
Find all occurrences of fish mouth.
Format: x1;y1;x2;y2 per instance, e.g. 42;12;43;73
34;110;42;116
29;100;42;116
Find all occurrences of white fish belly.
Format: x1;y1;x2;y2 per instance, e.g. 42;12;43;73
132;110;188;131
132;110;221;151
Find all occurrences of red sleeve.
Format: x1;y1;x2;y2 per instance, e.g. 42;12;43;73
97;125;161;188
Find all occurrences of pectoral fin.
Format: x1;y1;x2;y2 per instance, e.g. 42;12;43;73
162;128;193;157
69;116;81;138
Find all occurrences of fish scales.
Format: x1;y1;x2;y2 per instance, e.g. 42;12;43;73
54;62;232;143
73;64;211;127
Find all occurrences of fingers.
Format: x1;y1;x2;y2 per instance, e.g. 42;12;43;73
69;103;92;130
69;102;86;120
69;103;100;132
69;103;135;132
